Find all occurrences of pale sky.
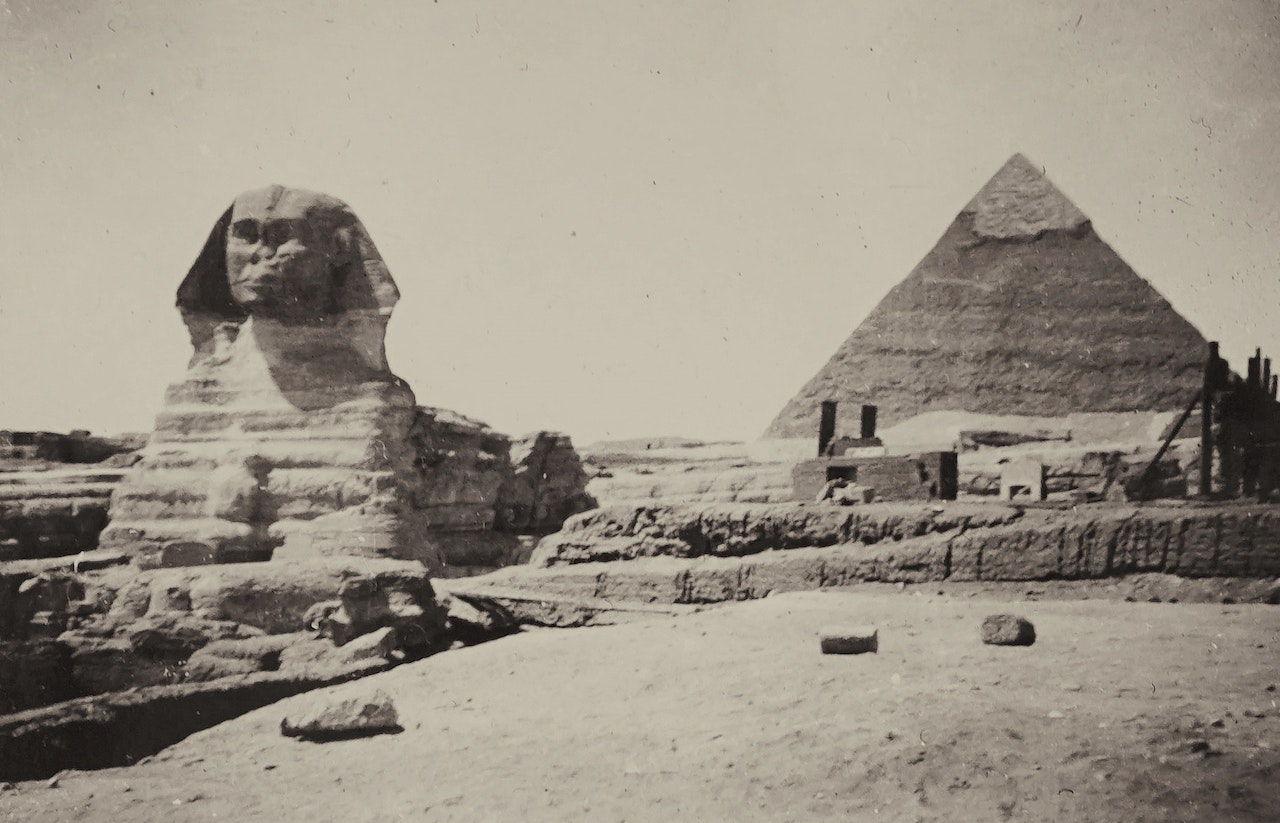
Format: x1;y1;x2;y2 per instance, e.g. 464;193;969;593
1;1;1277;445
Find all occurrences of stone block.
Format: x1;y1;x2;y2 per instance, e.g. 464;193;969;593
999;460;1047;502
819;625;878;654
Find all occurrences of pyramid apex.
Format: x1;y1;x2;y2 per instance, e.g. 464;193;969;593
1004;151;1037;169
963;154;1089;239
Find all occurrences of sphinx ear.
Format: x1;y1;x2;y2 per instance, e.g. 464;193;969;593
176;204;243;319
330;213;400;317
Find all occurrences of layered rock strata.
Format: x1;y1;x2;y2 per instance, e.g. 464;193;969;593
766;154;1208;438
98;186;442;571
496;432;597;533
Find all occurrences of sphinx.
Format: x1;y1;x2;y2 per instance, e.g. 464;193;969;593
100;186;443;571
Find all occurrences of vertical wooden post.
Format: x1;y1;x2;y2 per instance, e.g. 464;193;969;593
1243;352;1261;496
1201;342;1217;498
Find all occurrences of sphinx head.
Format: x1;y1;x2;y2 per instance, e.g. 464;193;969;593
177;185;400;327
224;187;338;319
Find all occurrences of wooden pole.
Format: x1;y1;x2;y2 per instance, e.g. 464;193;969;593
1201;342;1217;498
1135;391;1200;498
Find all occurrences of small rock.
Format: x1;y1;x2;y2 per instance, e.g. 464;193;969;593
338;626;400;661
1243;708;1267;719
46;775;60;789
1060;682;1082;692
1;782;14;791
1047;710;1065;719
981;614;1036;646
280;689;402;741
1209;718;1226;728
819;625;878;655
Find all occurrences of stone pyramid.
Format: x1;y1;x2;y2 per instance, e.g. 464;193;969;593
764;154;1208;439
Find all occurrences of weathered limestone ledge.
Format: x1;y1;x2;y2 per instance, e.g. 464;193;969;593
532;502;1024;567
489;503;1280;607
0;470;125;562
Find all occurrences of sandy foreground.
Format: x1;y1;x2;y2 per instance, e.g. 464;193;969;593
3;590;1278;822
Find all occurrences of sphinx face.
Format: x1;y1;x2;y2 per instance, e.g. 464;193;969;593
226;188;335;320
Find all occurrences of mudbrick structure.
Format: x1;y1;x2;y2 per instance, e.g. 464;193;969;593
790;401;958;502
765;153;1208;438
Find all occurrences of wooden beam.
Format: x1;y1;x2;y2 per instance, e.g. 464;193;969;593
1201;342;1217;497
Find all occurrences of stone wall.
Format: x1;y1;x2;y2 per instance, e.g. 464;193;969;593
530;501;1280;582
531;502;1023;566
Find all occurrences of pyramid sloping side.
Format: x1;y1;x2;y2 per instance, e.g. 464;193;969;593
763;212;1208;440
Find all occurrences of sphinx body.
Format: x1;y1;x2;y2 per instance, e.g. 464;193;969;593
100;186;443;571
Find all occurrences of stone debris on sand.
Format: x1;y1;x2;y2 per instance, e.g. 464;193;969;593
981;614;1037;646
280;689;401;741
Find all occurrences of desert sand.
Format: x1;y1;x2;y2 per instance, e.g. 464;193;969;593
3;588;1277;822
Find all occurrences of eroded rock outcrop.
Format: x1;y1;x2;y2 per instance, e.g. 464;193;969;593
496;432;596;534
531;502;1023;566
0;470;124;561
99;186;442;572
0;188;452;715
0;185;594;761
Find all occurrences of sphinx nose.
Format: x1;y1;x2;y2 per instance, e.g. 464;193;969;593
249;242;278;263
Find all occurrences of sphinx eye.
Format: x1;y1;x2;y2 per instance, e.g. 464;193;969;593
263;221;304;248
231;221;260;243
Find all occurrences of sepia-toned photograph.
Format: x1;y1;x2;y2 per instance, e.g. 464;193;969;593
1;1;1278;820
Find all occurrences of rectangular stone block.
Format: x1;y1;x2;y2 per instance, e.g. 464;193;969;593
819;625;878;654
1000;460;1047;501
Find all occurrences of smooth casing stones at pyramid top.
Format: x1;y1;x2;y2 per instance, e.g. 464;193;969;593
765;154;1208;440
